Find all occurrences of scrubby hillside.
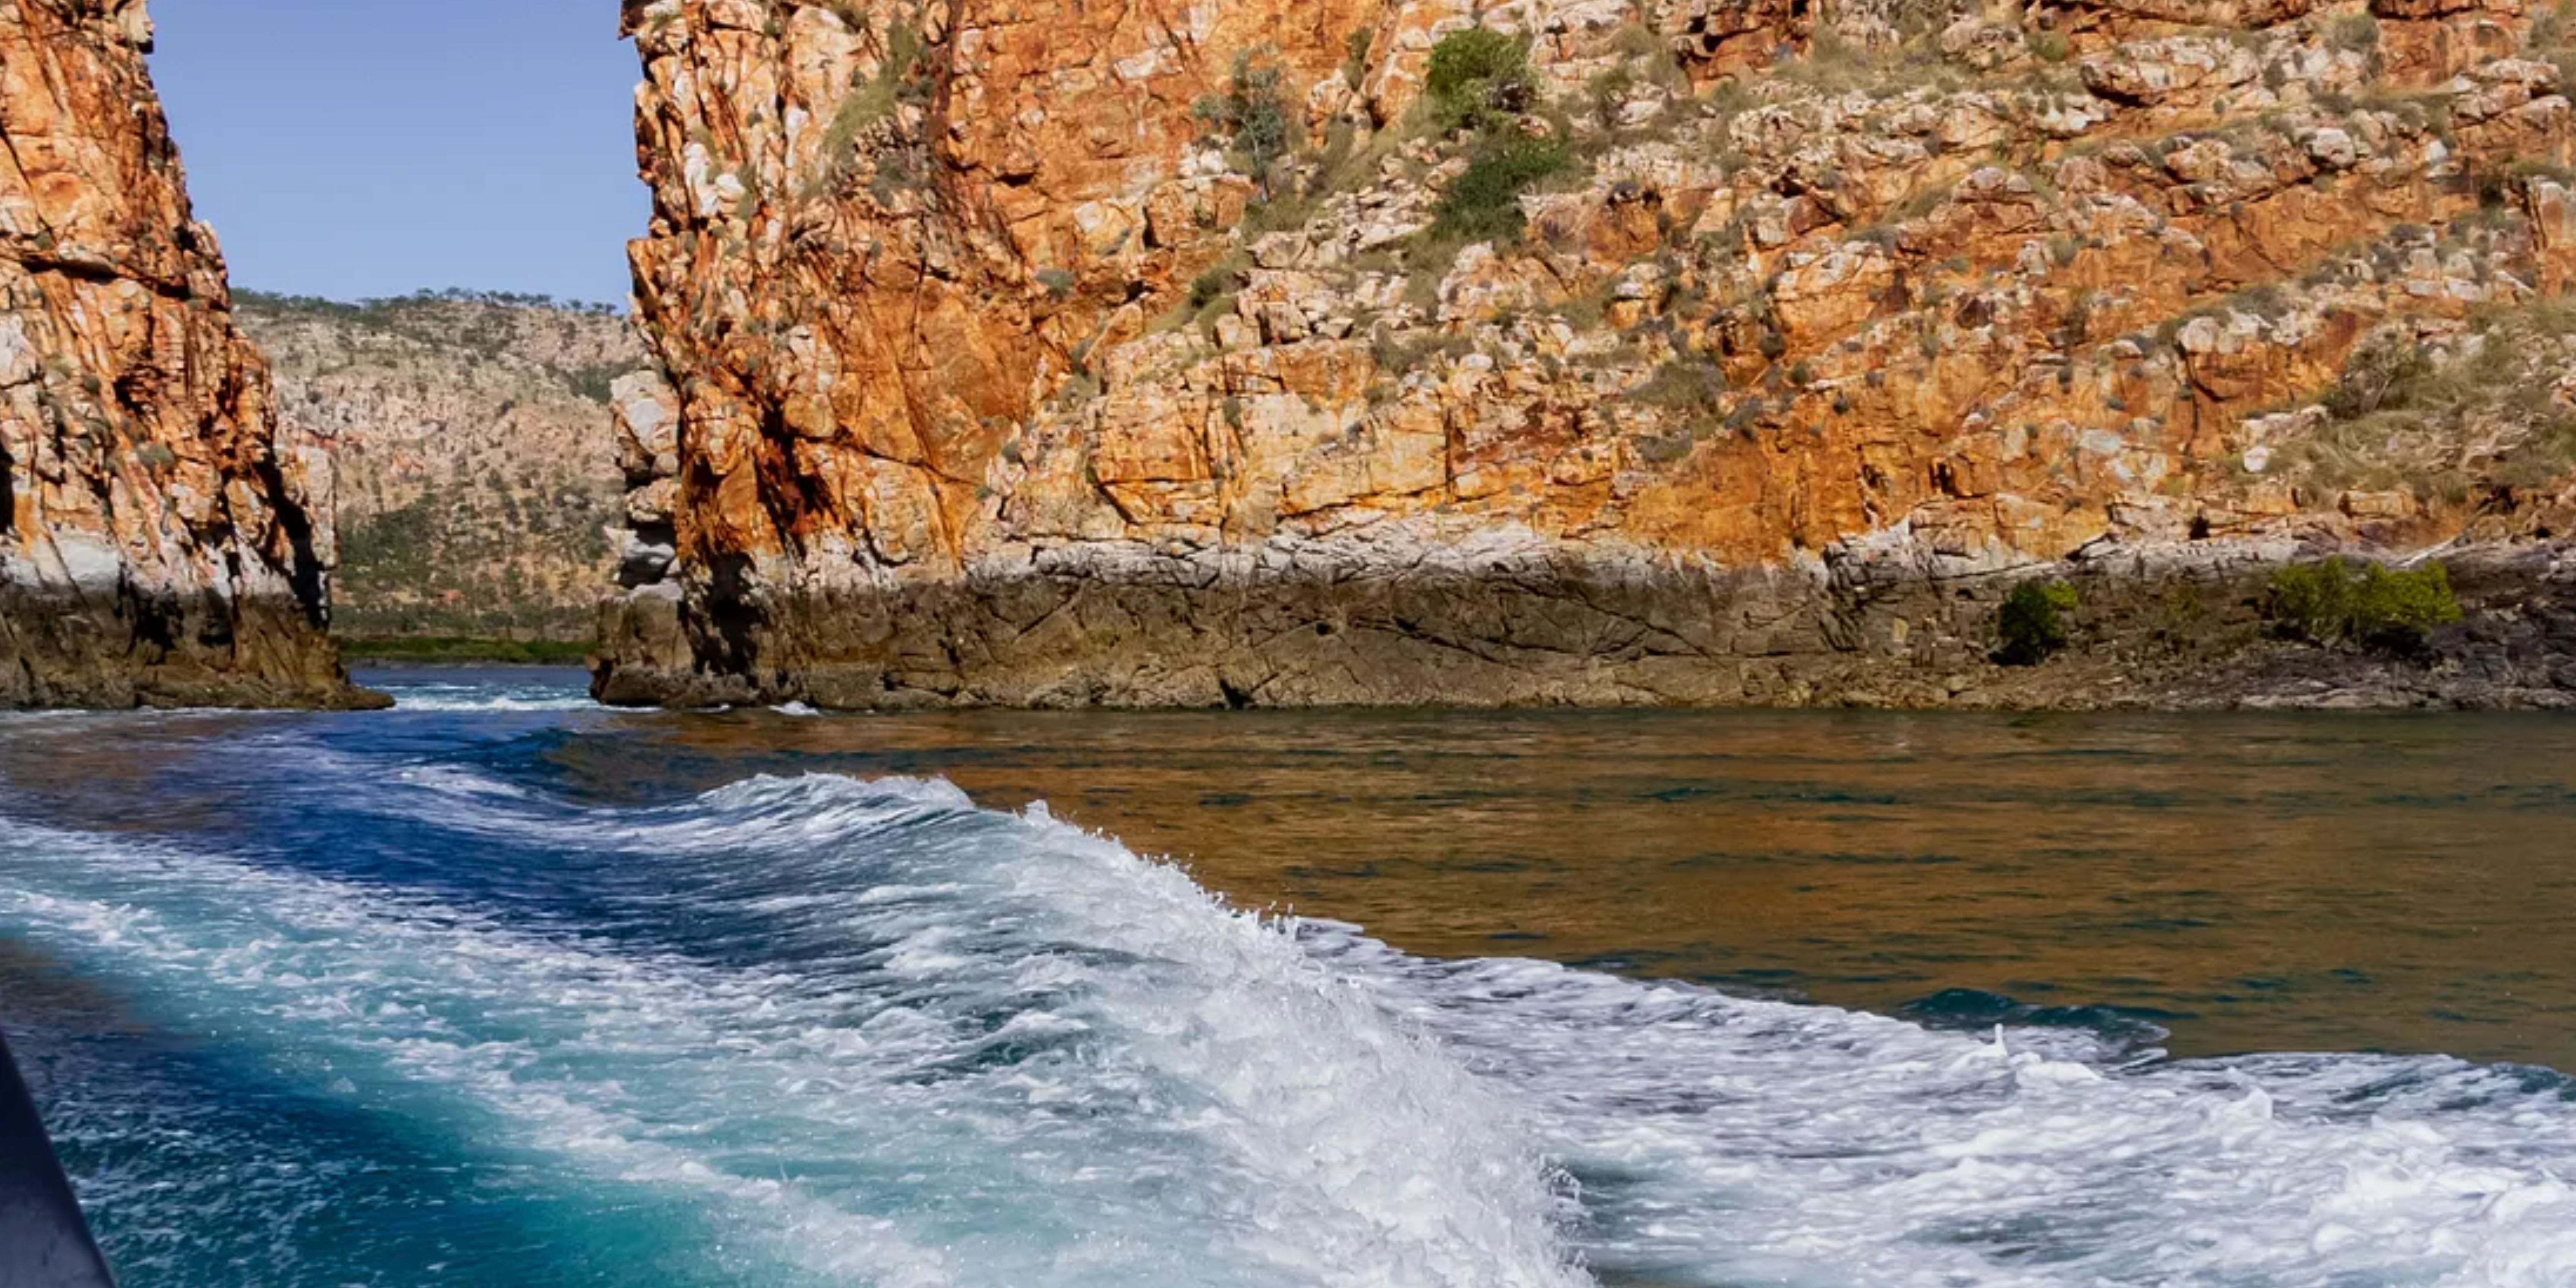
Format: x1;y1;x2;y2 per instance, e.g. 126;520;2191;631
238;291;649;646
596;0;2576;709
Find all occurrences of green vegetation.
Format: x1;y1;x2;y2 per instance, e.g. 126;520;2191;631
2537;4;2576;88
564;363;624;405
1188;258;1243;311
236;287;637;655
1342;27;1374;89
1630;353;1730;439
2266;558;2462;651
337;637;594;665
1410;28;1568;253
2325;12;2381;53
236;288;638;406
2319;332;2432;421
1367;326;1475;376
1169;251;1253;341
1996;579;2079;666
1634;353;1728;408
817;81;893;181
808;23;938;199
2285;299;2576;499
1586;65;1638;130
1194;50;1298;197
336;476;616;645
1423;27;1537;135
237;287;621;319
1429;136;1569;244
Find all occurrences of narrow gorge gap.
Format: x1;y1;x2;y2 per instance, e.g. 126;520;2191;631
135;0;655;661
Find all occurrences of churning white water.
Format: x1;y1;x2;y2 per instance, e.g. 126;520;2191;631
0;707;2572;1287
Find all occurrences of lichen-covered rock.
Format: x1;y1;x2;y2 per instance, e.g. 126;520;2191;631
0;0;376;708
597;0;2576;709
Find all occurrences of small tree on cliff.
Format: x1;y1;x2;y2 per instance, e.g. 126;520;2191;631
1431;137;1569;244
1195;51;1297;199
1423;27;1538;135
1996;579;2079;666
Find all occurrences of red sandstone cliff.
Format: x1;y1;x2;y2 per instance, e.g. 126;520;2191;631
0;0;372;708
597;0;2576;708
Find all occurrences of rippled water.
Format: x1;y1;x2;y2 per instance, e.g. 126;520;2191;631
0;667;2570;1287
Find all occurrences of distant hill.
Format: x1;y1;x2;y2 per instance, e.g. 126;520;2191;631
236;291;651;647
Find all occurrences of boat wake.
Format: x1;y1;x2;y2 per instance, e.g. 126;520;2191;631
1;754;2571;1286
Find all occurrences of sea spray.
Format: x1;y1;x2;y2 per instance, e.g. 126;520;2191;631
0;775;1591;1288
1307;929;2576;1287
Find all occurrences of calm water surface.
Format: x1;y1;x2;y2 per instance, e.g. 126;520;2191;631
610;696;2576;1071
0;665;2566;1287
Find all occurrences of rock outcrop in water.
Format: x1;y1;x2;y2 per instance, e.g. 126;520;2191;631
597;0;2576;709
0;0;373;708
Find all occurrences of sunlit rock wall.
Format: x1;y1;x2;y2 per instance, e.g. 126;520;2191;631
599;0;2576;708
0;0;372;708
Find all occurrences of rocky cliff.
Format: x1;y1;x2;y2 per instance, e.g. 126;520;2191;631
237;293;646;645
596;0;2576;708
0;0;372;708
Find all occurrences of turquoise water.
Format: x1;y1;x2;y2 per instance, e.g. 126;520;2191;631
0;668;2570;1286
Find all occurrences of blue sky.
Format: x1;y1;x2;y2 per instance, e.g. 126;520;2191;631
148;1;647;306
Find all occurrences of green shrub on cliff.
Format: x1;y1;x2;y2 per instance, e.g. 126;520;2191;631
1195;50;1297;198
2285;300;2576;503
1996;579;2079;666
1424;28;1537;135
2267;558;2462;651
1429;136;1569;244
2326;13;2381;52
1408;28;1577;258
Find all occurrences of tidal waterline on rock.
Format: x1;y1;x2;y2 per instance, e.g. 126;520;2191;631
0;667;2569;1285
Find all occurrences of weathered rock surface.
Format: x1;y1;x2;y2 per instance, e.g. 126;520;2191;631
0;0;374;708
597;0;2576;709
239;293;650;644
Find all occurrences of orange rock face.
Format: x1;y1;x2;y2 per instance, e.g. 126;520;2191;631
0;0;371;708
597;0;2576;708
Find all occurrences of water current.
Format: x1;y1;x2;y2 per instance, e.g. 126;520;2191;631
0;666;2569;1286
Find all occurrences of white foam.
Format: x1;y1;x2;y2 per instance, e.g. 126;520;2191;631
390;763;534;799
1304;930;2576;1288
382;689;598;713
0;779;1588;1288
0;820;955;1287
12;763;2576;1287
346;667;598;713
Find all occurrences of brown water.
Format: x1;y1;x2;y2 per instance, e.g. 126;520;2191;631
608;704;2576;1071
